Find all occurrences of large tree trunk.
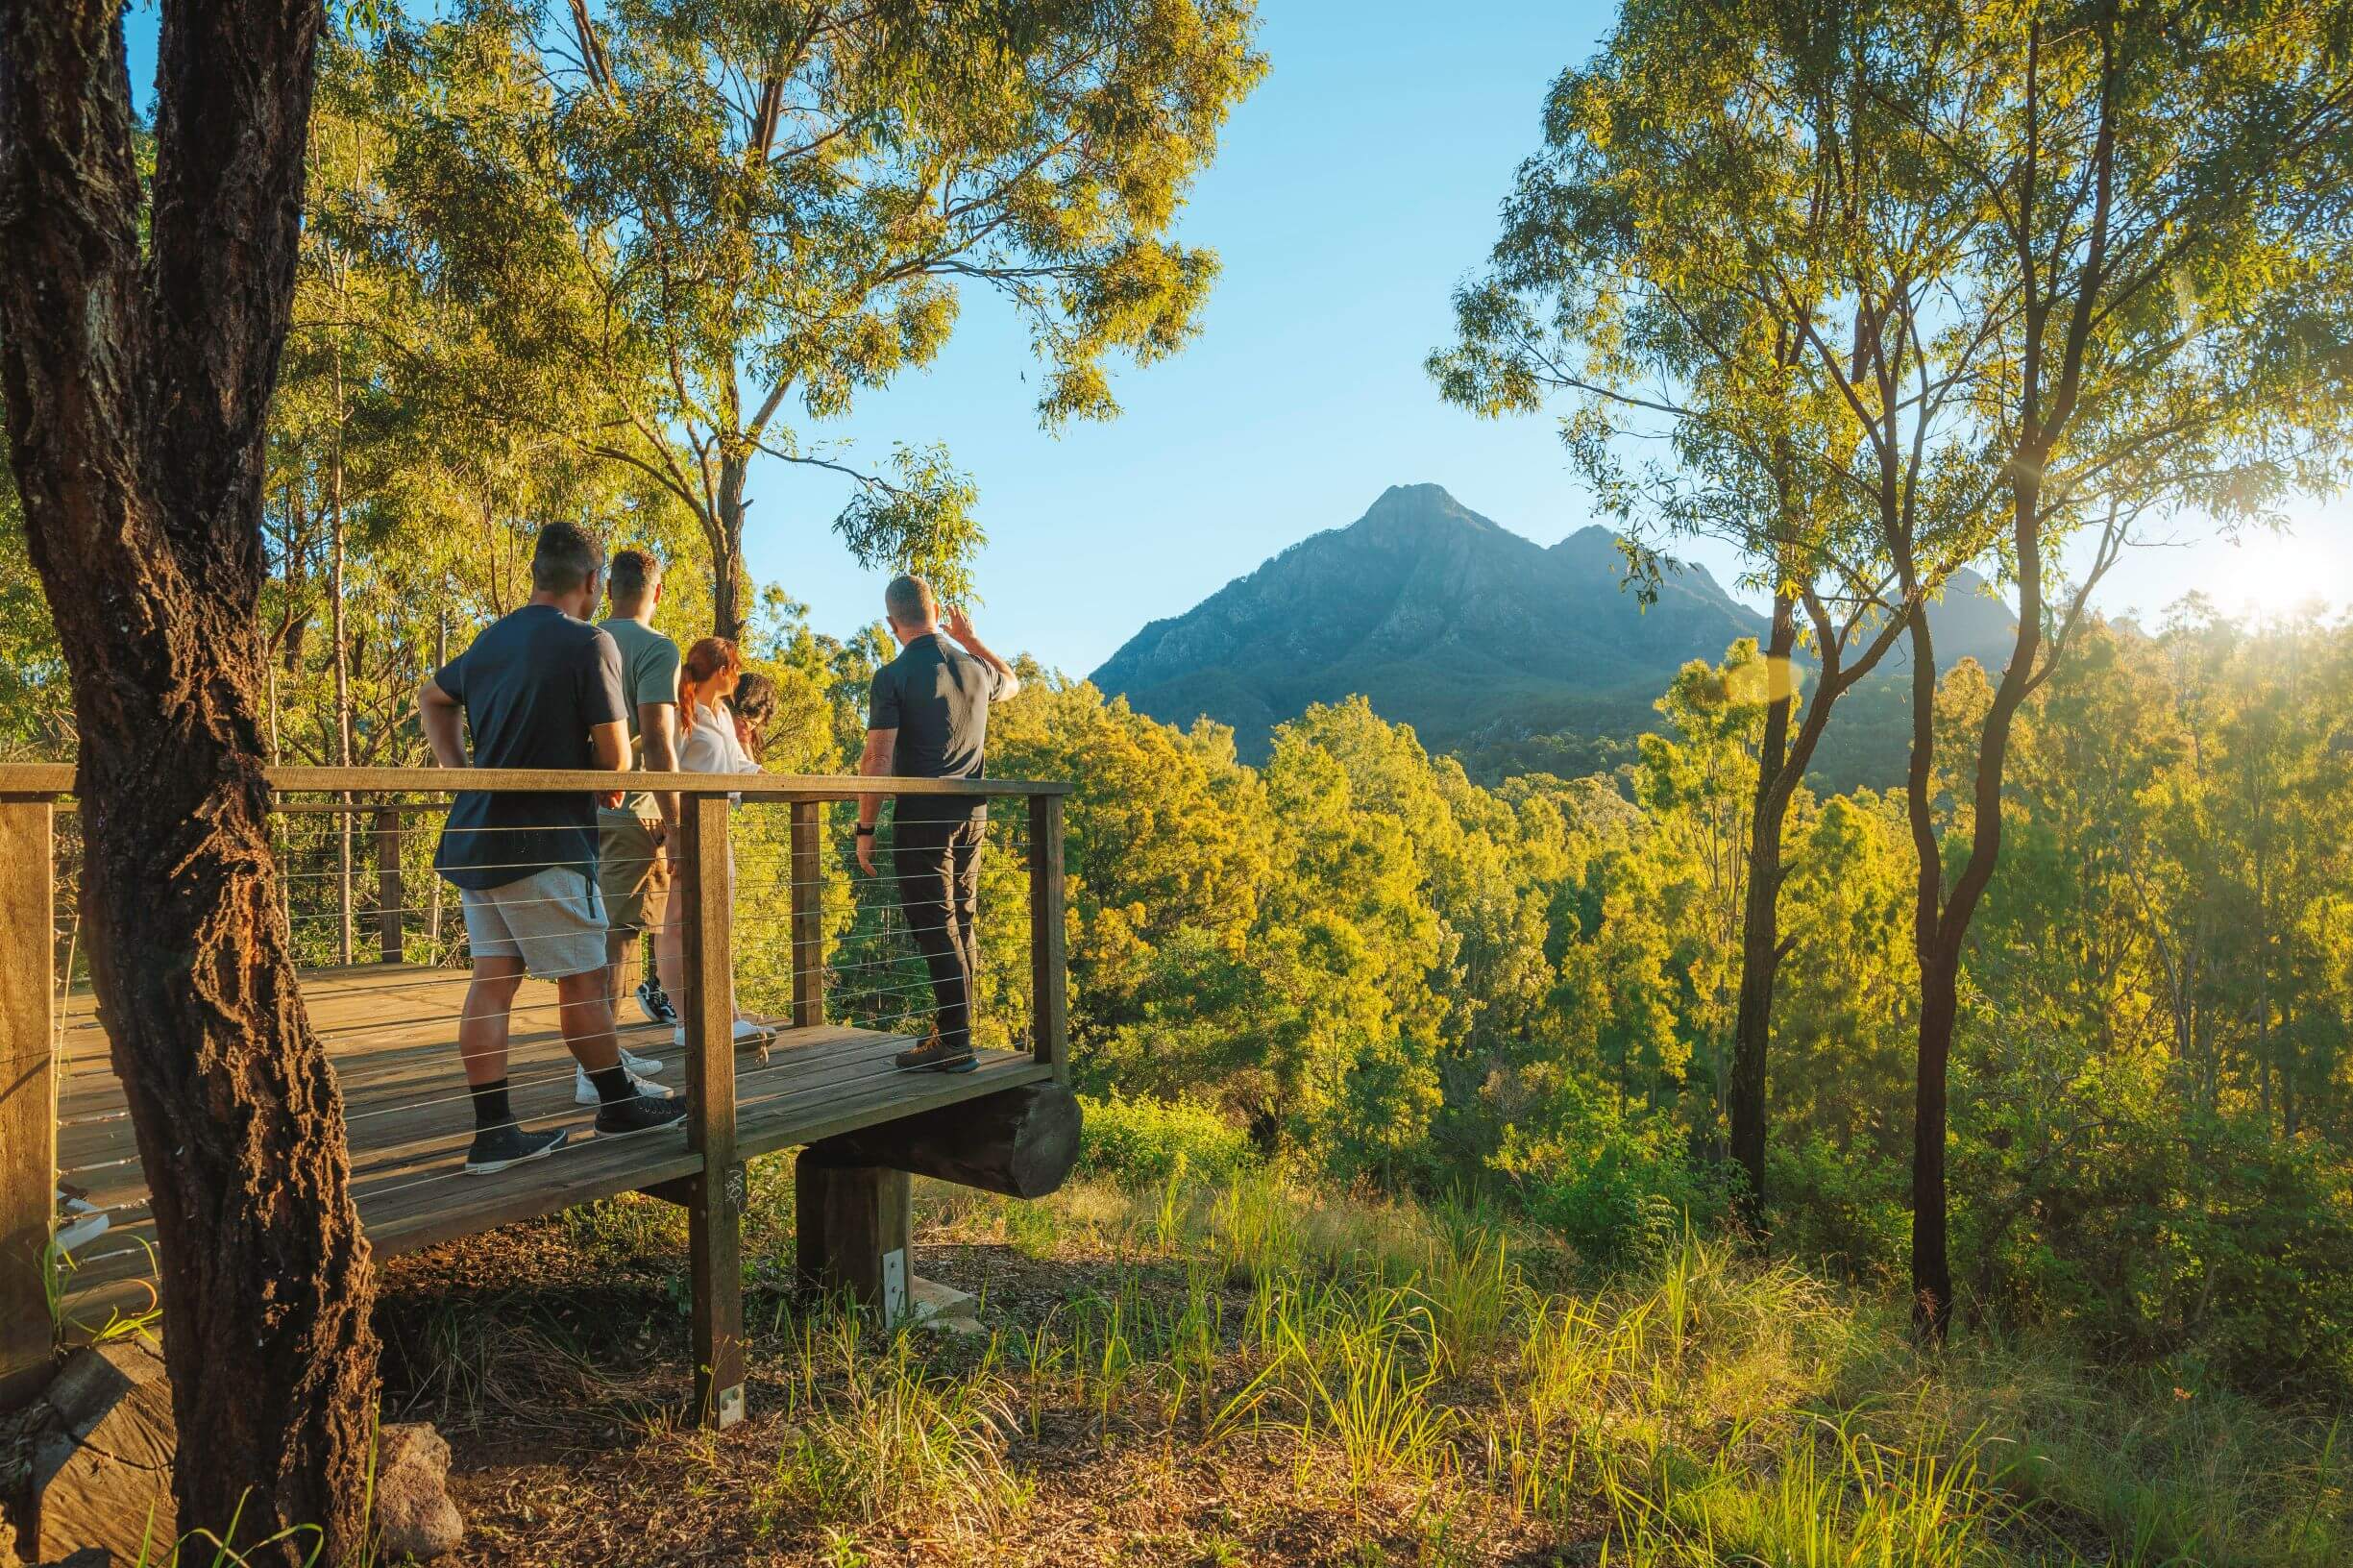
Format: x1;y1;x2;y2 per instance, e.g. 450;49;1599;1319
0;2;380;1560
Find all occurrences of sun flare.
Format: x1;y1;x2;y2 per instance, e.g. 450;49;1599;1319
2205;518;2353;619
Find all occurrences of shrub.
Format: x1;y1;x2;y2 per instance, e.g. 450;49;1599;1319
1076;1090;1258;1187
1491;1078;1729;1263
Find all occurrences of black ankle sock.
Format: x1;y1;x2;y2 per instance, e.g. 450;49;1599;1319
587;1064;637;1105
470;1078;514;1132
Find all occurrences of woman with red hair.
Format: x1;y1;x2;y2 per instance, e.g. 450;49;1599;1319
671;637;771;1049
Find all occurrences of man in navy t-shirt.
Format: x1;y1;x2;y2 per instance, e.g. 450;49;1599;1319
854;574;1020;1073
418;522;690;1173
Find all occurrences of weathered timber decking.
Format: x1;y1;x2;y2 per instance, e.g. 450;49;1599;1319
51;962;1049;1334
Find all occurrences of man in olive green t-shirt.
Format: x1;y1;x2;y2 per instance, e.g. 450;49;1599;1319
595;550;685;1091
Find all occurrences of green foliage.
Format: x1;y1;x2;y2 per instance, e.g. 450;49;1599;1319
350;0;1265;630
1493;1075;1726;1265
1076;1090;1258;1188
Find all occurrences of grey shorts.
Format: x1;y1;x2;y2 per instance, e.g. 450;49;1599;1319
459;867;607;979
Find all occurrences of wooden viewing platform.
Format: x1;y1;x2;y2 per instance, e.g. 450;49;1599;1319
49;967;1053;1316
1;766;1077;1427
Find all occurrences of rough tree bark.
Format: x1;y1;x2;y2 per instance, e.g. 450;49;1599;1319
0;1;380;1558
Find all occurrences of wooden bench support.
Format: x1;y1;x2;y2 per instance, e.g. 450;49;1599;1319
795;1158;913;1328
0;799;53;1409
682;794;745;1430
804;1081;1083;1199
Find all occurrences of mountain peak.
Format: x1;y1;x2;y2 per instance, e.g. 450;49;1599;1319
1372;481;1460;508
1353;482;1509;539
1090;488;1768;760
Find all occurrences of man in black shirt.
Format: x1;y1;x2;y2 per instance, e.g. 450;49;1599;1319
418;522;691;1172
856;574;1020;1072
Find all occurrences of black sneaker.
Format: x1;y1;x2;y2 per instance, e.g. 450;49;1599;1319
894;1031;977;1074
464;1124;569;1175
636;980;679;1027
595;1090;692;1137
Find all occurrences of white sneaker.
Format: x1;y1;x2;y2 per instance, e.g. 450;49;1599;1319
619;1044;664;1076
575;1064;670;1106
672;1018;774;1049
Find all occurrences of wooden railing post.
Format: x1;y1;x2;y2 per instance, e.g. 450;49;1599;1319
0;798;55;1407
680;792;744;1429
374;802;402;964
790;798;824;1028
1027;792;1069;1084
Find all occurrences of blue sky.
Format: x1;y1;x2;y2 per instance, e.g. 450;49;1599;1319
129;3;2353;673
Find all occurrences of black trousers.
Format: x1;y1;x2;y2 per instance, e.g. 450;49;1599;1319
892;813;984;1049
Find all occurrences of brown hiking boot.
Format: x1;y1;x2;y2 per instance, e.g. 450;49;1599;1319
893;1030;977;1073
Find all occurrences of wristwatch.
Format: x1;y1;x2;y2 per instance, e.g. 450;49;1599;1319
854;825;875;837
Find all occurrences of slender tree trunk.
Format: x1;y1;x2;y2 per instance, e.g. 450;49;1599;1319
1898;581;1952;1341
1728;591;1797;1226
330;456;354;965
1911;943;1960;1335
0;3;378;1558
429;606;446;954
713;454;749;640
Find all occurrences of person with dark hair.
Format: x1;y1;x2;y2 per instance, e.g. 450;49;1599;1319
417;522;689;1172
731;670;777;759
596;547;686;1081
856;574;1020;1073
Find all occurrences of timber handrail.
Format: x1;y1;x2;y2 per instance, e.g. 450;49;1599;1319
4;756;1076;1423
0;763;1070;798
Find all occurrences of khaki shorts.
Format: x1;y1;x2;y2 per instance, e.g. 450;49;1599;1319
459;867;607;979
598;810;670;935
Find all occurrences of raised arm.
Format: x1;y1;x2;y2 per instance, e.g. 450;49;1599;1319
942;605;1019;700
418;676;467;769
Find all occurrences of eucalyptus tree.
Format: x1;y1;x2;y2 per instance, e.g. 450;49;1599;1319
1870;0;2353;1337
0;0;380;1556
1432;0;1990;1228
365;0;1264;637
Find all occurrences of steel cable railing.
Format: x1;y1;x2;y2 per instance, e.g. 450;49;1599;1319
31;772;1066;1340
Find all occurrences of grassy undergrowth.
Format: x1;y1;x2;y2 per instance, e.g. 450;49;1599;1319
371;1166;2351;1567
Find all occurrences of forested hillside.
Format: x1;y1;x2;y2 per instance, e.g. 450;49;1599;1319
1090;482;2022;784
6;0;2353;1558
14;472;2333;1397
903;608;2353;1396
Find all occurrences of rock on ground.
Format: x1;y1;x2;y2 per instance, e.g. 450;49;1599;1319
908;1274;989;1337
374;1423;464;1561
